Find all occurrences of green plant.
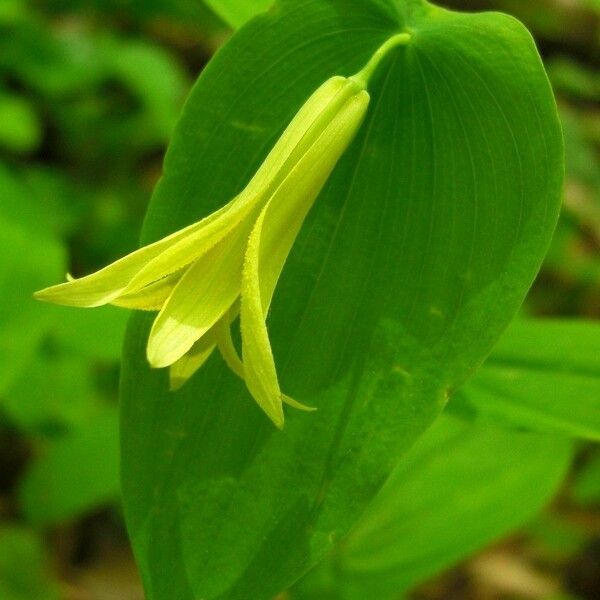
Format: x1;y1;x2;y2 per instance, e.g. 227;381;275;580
4;0;599;599
117;1;567;598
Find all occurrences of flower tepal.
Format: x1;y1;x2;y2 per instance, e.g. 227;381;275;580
35;33;411;428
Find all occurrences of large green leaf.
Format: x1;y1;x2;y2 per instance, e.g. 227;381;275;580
291;412;572;600
18;408;120;525
0;167;65;396
120;1;563;598
457;320;600;440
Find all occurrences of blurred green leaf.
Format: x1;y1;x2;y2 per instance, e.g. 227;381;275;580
0;6;189;173
572;451;600;506
120;1;562;597
548;57;600;102
100;37;189;141
3;351;104;433
0;167;78;237
55;305;128;362
456;320;600;440
0;168;65;395
0;527;59;600
0;18;102;97
18;408;120;525
0;0;25;24
527;514;588;559
21;168;81;237
582;0;600;15
561;107;600;198
292;413;572;600
50;34;189;171
0;94;42;153
42;0;227;31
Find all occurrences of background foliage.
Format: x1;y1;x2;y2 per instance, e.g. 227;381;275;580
0;0;598;599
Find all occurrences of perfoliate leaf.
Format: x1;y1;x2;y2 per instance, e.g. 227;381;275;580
120;1;563;598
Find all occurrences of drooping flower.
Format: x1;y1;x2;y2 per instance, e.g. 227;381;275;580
35;33;411;428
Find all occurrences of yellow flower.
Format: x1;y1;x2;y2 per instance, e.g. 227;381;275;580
35;33;411;428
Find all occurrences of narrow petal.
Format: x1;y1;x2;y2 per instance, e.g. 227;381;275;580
147;222;252;369
240;207;285;429
34;79;363;311
128;79;358;301
214;308;314;412
33;194;243;308
122;192;261;296
243;77;349;199
169;333;216;391
112;271;182;311
240;89;370;426
259;90;371;310
168;305;241;390
214;306;245;379
282;395;317;412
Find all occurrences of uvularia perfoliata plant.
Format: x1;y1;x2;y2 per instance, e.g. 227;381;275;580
34;33;411;428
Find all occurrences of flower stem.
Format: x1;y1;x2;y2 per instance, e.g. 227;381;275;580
351;32;412;88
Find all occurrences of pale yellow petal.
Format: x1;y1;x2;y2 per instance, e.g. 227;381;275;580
282;395;317;412
129;78;358;302
122;192;262;296
169;333;216;391
169;306;242;390
240;207;285;429
112;271;182;311
33;194;241;308
135;78;356;309
146;222;252;369
242;77;349;199
259;89;371;310
213;302;314;414
214;307;245;379
240;88;370;426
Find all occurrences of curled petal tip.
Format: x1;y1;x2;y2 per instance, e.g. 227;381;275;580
283;394;317;412
146;347;170;370
272;413;285;430
169;377;186;392
146;336;168;368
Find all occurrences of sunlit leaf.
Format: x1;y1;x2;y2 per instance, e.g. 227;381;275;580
120;1;563;597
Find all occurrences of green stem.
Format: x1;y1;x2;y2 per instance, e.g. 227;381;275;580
351;32;412;88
